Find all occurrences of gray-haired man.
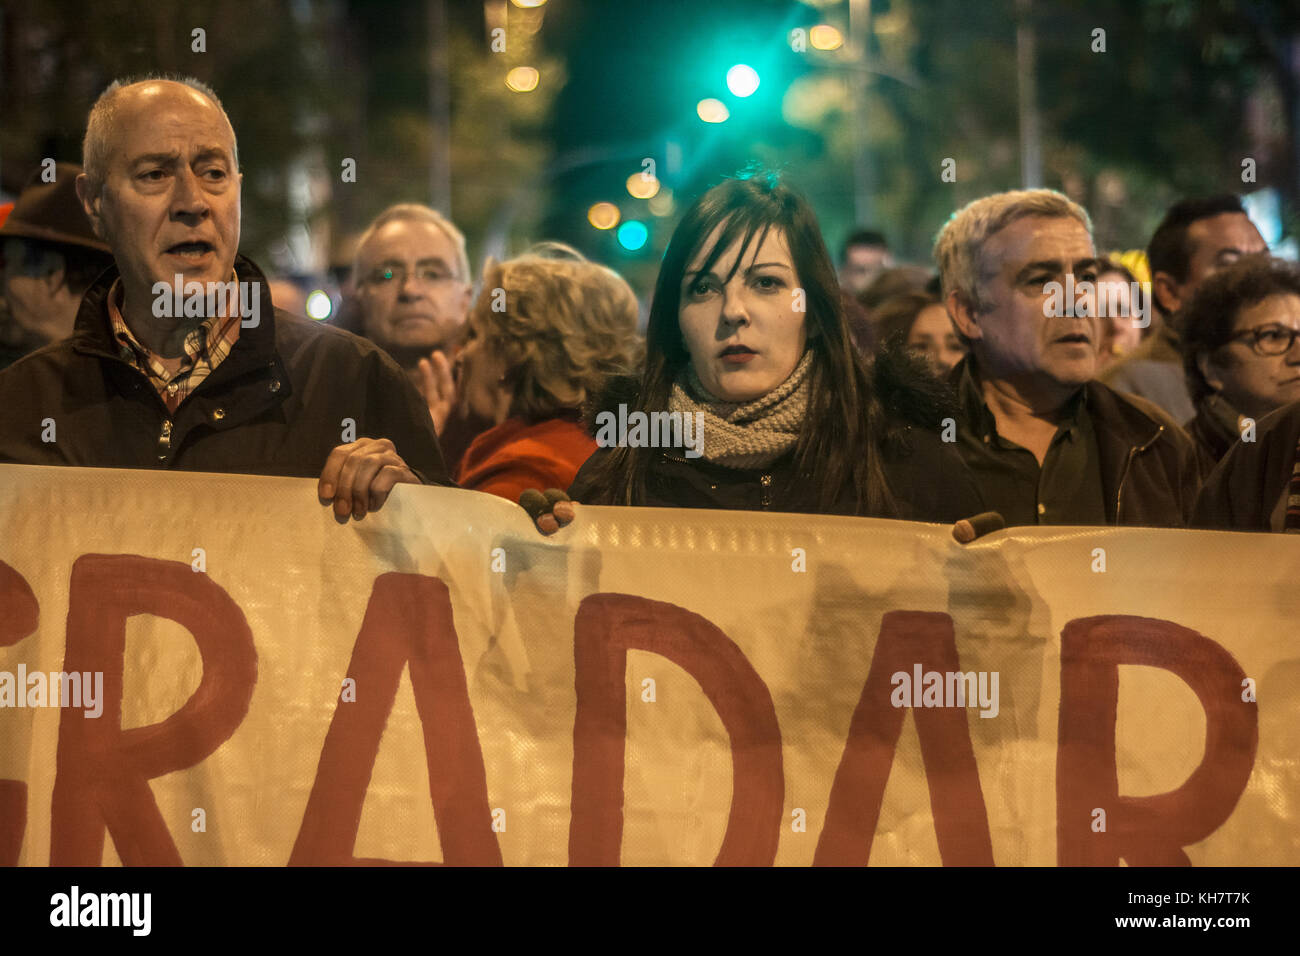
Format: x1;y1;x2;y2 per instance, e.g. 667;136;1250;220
935;189;1199;527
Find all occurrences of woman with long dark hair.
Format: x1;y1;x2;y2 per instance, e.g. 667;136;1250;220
539;171;980;526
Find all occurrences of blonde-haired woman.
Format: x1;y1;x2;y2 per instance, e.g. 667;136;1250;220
448;254;642;500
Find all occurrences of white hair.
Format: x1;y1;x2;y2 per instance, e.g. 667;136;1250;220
352;203;470;285
933;189;1093;314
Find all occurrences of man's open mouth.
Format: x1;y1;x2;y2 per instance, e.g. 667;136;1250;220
166;241;215;256
1054;333;1090;345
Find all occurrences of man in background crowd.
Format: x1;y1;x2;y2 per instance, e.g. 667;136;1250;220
838;228;893;296
340;202;480;466
0;162;114;368
1100;195;1268;423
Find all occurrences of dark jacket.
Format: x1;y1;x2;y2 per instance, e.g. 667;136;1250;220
1193;400;1300;532
569;350;984;524
951;357;1201;527
0;255;448;483
1187;393;1246;480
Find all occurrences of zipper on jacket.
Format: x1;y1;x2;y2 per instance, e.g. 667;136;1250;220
759;472;773;509
1114;425;1163;523
157;418;173;461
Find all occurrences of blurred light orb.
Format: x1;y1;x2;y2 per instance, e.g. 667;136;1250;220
726;64;760;98
647;189;675;217
587;202;621;230
626;172;660;200
510;0;547;7
696;98;730;123
505;66;540;93
305;290;332;320
810;25;844;50
617;220;649;252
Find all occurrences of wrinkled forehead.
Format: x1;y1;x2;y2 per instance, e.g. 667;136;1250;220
110;83;236;159
359;219;458;268
979;215;1094;277
686;220;793;277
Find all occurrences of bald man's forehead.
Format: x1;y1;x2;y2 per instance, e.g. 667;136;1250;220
119;81;227;123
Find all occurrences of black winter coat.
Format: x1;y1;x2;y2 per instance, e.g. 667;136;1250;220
0;256;448;483
1193;400;1300;531
569;351;984;524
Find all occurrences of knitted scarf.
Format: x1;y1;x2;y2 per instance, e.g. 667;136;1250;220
667;351;812;470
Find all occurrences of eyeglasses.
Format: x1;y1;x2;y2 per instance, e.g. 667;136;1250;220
1225;323;1300;356
363;264;460;287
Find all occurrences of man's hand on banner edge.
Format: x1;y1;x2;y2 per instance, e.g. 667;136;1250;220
952;511;1006;544
520;488;575;535
318;437;422;521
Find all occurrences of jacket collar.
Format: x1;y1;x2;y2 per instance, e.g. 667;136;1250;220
952;356;1088;441
71;253;278;365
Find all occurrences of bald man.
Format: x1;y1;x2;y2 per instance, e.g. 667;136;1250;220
0;77;447;520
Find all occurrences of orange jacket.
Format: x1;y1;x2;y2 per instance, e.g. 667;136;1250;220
455;416;597;502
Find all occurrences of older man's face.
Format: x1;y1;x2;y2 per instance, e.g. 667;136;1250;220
354;219;471;352
964;215;1101;390
79;81;241;310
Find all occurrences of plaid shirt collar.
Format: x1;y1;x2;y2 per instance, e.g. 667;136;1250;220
107;272;243;411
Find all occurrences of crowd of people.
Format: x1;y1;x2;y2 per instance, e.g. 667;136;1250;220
1;75;1298;539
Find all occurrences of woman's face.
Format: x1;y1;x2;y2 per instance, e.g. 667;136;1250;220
907;303;966;374
677;224;808;402
453;315;512;425
1096;270;1143;366
1203;292;1300;419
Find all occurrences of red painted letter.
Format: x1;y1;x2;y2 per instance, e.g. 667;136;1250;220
569;593;783;866
1057;614;1257;866
50;554;257;865
0;560;38;865
815;611;993;866
290;573;500;865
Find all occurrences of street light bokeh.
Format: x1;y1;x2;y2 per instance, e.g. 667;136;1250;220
616;220;648;251
697;97;730;123
726;63;760;97
810;25;843;50
587;202;621;229
626;171;660;199
505;66;540;92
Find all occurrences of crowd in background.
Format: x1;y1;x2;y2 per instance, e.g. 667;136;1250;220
2;75;1299;538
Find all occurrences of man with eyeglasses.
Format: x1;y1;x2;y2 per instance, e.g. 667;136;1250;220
343;203;477;464
1178;255;1300;473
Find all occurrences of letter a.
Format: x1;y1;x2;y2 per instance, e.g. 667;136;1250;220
816;612;993;866
290;574;501;865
